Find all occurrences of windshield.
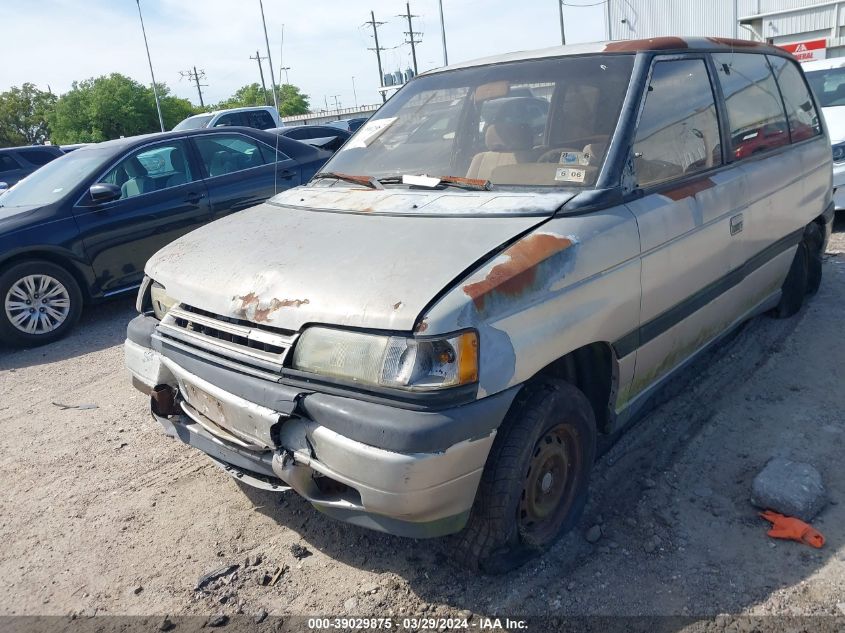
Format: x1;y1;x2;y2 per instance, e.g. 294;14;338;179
173;114;213;131
0;148;112;208
320;55;634;189
806;67;845;107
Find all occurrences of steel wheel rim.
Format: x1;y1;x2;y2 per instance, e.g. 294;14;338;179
4;274;71;335
518;424;581;541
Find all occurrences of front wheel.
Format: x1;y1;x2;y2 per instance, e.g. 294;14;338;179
453;379;596;574
0;260;83;347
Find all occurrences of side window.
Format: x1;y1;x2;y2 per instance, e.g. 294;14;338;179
713;52;790;160
0;154;21;173
246;110;276;130
101;141;194;200
194;134;289;178
633;59;722;188
213;112;243;127
18;149;60;166
286;128;307;140
767;55;822;142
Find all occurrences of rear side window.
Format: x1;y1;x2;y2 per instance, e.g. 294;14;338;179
767;56;822;142
17;149;60;166
713;53;789;160
245;110;276;130
0;154;21;173
213;112;244;127
633;59;722;188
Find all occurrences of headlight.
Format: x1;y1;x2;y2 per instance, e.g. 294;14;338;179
833;142;845;162
291;327;478;391
150;282;178;320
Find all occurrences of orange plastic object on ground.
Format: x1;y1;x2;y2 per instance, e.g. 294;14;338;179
759;510;825;548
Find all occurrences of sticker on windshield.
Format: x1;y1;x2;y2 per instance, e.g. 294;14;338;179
559;151;590;166
555;167;586;183
345;117;398;150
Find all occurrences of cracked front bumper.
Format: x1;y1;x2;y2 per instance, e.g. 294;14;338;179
125;332;512;538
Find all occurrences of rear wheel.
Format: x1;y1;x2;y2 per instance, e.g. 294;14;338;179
771;236;809;319
0;260;83;347
453;379;596;574
804;222;823;296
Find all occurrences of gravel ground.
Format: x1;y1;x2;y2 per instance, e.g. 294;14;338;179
0;218;843;623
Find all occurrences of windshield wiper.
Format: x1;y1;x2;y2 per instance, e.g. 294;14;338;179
377;174;492;191
312;172;383;190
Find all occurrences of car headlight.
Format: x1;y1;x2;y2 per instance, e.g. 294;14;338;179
291;327;478;391
150;282;178;320
833;142;845;162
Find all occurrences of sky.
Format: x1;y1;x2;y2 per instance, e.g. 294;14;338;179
1;0;607;113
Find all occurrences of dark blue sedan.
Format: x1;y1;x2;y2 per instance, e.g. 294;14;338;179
0;127;329;347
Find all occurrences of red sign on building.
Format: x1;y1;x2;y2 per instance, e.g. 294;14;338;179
780;39;827;63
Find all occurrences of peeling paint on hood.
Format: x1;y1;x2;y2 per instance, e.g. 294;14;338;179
145;194;566;332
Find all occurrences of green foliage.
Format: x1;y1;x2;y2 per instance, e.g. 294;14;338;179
0;83;57;146
214;83;310;116
48;73;200;144
278;84;310;117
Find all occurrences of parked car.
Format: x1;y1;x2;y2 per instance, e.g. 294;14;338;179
173;106;280;132
0;145;64;188
804;57;845;209
126;38;833;572
270;125;351;153
328;117;369;132
0;127;329;346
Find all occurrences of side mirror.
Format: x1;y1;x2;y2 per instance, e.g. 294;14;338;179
0;182;8;192
89;183;121;204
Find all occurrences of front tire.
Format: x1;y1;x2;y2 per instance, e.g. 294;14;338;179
453;379;596;574
0;260;83;347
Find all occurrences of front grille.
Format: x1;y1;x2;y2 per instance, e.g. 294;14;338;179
156;304;297;375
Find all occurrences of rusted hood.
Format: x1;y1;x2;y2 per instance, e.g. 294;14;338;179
145;192;571;332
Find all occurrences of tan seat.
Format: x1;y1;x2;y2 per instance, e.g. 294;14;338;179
466;120;534;181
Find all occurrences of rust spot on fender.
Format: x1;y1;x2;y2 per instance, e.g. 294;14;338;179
604;37;688;52
414;317;429;333
393;301;403;310
662;177;715;202
234;293;310;323
463;234;574;311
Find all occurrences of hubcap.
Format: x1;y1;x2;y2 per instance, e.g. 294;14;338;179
4;274;71;335
518;424;581;542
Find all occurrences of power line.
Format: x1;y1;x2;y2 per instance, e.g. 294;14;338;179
364;11;387;103
399;2;421;75
179;66;208;108
249;50;270;106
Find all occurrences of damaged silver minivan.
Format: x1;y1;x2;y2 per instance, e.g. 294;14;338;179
126;37;834;572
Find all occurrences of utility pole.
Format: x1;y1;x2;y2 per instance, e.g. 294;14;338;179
364;11;387;103
135;0;164;132
180;66;207;108
438;0;449;67
558;0;566;45
400;2;421;74
249;50;270;105
258;0;280;111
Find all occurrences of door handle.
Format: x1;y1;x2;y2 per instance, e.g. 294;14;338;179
183;192;206;204
277;169;296;180
730;213;744;236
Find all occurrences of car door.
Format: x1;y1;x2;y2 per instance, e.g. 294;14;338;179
624;55;748;398
190;131;301;222
72;138;210;295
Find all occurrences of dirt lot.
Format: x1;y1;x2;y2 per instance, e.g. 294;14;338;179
1;219;844;625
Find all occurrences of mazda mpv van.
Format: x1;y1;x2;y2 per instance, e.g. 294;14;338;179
126;38;834;572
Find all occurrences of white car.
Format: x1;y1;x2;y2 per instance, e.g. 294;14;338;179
172;106;280;132
805;57;845;210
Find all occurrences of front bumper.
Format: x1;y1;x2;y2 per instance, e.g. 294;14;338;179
833;161;845;211
125;319;518;538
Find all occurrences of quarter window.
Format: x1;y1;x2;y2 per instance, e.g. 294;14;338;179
767;55;822;142
713;52;790;160
194;134;288;178
18;149;59;166
101;141;195;200
633;59;722;188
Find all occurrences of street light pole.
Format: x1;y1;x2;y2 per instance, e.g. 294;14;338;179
558;0;566;45
135;0;165;132
351;76;358;109
438;0;449;66
258;0;280;112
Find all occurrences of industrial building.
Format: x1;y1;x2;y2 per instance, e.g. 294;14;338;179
607;0;845;61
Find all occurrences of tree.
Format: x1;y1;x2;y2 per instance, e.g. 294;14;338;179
0;83;57;146
48;73;198;144
215;82;310;116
